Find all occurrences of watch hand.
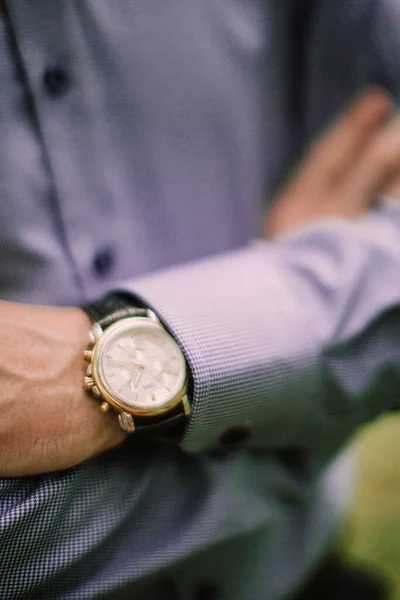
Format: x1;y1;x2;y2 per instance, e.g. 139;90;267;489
107;359;143;369
132;366;144;388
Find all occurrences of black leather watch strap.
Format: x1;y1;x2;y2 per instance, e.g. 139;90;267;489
82;293;148;330
133;410;187;440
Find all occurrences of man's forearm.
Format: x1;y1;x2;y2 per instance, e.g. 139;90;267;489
124;205;400;459
3;89;400;476
0;302;124;476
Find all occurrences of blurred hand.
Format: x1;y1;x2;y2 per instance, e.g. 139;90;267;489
266;87;400;238
0;302;125;476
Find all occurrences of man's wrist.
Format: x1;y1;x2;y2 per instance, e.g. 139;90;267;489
81;293;191;439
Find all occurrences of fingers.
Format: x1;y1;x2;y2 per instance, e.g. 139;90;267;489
266;86;400;238
304;87;393;189
345;115;400;206
383;173;400;198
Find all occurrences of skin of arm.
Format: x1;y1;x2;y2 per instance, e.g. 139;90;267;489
1;88;400;477
0;303;125;476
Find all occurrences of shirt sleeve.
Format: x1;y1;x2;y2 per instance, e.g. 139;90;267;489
117;204;400;457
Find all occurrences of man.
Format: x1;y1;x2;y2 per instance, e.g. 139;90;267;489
1;1;400;598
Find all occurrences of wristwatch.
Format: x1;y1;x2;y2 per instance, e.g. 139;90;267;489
82;294;191;437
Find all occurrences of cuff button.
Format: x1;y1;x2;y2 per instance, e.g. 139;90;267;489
196;582;220;600
219;426;250;446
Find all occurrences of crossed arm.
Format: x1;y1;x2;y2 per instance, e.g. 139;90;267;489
1;88;400;476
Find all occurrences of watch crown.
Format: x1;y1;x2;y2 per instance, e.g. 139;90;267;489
100;402;111;413
84;376;94;391
84;350;93;362
92;385;101;398
86;364;92;376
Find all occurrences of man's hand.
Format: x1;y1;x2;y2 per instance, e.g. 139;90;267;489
0;301;125;476
266;87;400;237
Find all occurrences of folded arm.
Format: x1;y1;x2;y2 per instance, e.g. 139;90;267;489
125;205;400;461
1;89;400;476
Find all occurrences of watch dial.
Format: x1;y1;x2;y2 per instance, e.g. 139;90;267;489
96;319;186;411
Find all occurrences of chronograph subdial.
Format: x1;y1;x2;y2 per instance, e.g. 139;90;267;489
103;353;181;408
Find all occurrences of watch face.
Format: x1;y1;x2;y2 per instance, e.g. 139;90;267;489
93;317;187;414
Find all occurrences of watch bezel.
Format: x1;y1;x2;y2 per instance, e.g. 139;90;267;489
91;317;188;417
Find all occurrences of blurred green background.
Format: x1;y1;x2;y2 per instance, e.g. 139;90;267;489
344;414;400;598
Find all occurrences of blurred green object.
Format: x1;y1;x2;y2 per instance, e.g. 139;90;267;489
344;415;400;599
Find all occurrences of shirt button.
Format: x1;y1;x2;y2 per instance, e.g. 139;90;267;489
43;66;71;96
93;247;115;277
219;425;250;446
196;582;220;600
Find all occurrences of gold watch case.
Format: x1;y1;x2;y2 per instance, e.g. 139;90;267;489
83;317;190;427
